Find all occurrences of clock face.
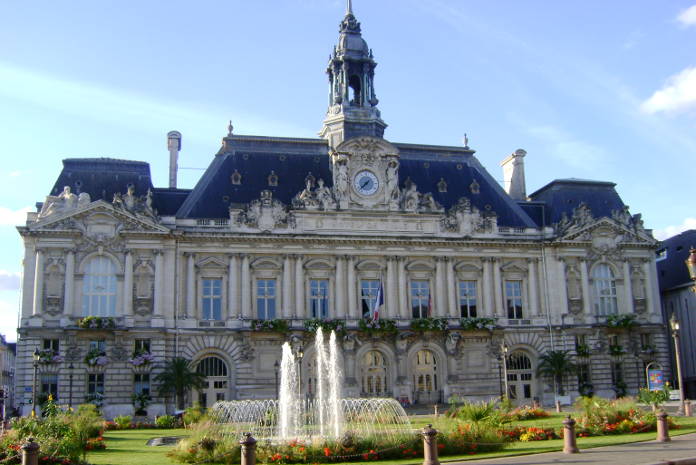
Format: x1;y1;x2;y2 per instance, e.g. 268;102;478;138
353;170;380;196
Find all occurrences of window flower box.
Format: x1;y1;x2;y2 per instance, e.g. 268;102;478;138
37;348;64;365
85;348;109;366
410;317;448;332
459;317;497;331
77;316;116;329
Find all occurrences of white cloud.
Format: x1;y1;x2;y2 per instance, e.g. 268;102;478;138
678;5;696;27
641;66;696;114
0;206;32;226
0;298;18;342
0;271;20;291
653;217;696;240
523;124;607;169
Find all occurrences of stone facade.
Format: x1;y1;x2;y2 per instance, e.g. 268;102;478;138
14;6;668;418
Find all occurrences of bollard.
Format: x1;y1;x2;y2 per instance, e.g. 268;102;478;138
433;404;439;418
555;400;562;413
21;437;40;465
656;411;671;442
240;432;257;465
421;424;441;465
562;415;579;454
685;400;692;417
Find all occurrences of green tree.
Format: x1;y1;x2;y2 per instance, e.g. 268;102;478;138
155;357;206;410
536;350;577;396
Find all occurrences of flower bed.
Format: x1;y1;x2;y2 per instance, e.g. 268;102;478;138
502;406;550;422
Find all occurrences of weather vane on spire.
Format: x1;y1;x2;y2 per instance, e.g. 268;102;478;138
227;120;234;137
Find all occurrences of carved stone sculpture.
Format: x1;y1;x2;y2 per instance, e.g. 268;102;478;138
39;186;79;218
112;186;157;220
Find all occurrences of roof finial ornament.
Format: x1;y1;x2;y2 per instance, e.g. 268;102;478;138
347;0;353;15
227;120;234;137
463;133;469;148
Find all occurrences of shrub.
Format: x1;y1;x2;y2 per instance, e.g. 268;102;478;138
450;400;502;425
156;414;178;428
638;385;671;411
114;415;133;429
183;404;207;426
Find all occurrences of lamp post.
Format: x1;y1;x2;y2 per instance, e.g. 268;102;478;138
32;348;40;417
670;313;686;415
296;347;304;401
685;248;696;293
274;360;280;399
68;363;74;409
501;342;509;400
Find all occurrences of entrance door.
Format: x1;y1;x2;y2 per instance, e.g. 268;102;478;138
196;356;229;408
507;352;534;406
412;349;439;404
360;350;389;397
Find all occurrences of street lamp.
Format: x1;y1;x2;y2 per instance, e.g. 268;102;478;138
32;348;40;417
296;347;304;400
68;363;74;409
685;248;696;293
274;360;280;399
670;313;687;415
501;342;509;400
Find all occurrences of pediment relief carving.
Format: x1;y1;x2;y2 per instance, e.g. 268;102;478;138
197;256;227;268
440;197;497;235
231;190;296;232
556;203;655;245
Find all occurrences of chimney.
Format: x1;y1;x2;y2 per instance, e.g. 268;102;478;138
167;131;181;189
500;149;527;200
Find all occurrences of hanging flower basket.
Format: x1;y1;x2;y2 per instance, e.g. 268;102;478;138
85;348;109;367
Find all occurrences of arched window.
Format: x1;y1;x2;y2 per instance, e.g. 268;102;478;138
506;351;534;404
196;356;228;377
81;256;118;316
592;264;618;316
361;350;388;396
196;356;229;407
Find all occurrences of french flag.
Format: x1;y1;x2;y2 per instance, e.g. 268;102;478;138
372;282;384;322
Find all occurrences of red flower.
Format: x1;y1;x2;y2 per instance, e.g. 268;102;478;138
324;447;331;457
362;453;369;460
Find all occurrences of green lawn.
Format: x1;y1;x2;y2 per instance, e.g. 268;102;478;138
88;415;696;465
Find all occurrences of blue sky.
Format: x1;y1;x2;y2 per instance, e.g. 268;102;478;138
1;1;695;342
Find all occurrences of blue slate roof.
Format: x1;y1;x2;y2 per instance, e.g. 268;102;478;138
656;230;696;292
175;135;537;228
528;178;625;225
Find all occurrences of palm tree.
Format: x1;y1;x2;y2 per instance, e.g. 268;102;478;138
536;350;576;396
155;357;206;410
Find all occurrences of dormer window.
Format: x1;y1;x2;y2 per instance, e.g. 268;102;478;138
230;170;242;185
470;180;480;194
268;171;278;187
437;178;447;193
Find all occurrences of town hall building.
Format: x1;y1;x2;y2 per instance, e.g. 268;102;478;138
15;4;666;417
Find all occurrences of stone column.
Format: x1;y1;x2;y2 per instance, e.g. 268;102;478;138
122;250;133;316
282;255;293;318
64;249;75;316
493;258;503;317
32;249;44;316
398;257;408;319
556;257;568;318
241;254;252;319
347;256;357;319
185;253;195;318
643;259;657;316
386;257;397;319
335;256;346;318
153;250;163;316
580;259;592;315
294;255;304;318
446;257;457;318
482;258;493;317
622;260;633;314
528;258;539;317
434;258;445;317
228;254;240;318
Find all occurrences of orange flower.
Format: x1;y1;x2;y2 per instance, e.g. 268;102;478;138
324;447;331;457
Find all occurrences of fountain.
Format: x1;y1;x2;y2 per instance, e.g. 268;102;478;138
211;328;412;442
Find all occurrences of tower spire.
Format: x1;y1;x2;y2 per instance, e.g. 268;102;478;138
319;4;386;147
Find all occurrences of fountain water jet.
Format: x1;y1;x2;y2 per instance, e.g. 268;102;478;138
211;328;411;442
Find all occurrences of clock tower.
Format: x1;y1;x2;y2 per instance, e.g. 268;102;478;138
319;1;387;149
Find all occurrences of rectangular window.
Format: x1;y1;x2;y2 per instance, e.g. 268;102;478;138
360;280;380;319
43;339;59;352
309;279;329;319
88;373;105;396
89;340;106;352
611;362;624;385
202;278;222;320
40;374;59;400
410;280;431;319
458;281;477;317
134;373;150;396
134;339;151;354
577;363;590;387
256;279;276;320
505;280;523;319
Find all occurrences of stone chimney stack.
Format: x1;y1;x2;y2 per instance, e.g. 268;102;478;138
500;149;527;200
167;131;181;189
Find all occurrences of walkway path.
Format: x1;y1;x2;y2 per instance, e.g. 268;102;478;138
450;432;696;465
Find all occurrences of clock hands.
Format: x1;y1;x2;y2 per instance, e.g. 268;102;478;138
361;179;371;189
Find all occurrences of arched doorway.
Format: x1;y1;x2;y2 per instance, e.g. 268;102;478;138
507;351;534;406
412;349;439;404
196;356;229;408
360;350;389;397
